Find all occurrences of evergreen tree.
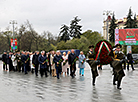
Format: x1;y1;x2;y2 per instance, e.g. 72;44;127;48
125;8;134;28
132;14;137;28
59;24;70;42
109;13;117;42
70;16;82;38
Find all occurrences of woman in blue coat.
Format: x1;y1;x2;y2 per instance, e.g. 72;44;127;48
78;51;86;76
38;51;48;77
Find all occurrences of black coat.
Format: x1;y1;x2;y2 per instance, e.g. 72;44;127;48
7;54;12;64
32;54;39;65
53;55;63;69
127;53;133;61
2;54;7;63
22;55;28;66
68;53;77;65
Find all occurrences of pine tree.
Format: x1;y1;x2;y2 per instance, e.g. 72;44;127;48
70;16;82;38
59;24;70;42
125;8;134;28
109;13;117;42
132;14;137;28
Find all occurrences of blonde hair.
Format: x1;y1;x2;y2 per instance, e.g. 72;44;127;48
63;52;66;55
67;51;71;55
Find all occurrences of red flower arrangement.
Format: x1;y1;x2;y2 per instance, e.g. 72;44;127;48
94;40;113;65
57;58;64;67
72;56;79;65
63;59;68;66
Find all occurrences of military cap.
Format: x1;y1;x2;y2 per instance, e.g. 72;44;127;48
88;45;94;49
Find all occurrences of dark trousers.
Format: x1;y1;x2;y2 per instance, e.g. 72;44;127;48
40;68;47;77
113;74;123;88
9;64;13;71
24;65;28;74
3;63;7;70
49;65;52;75
127;62;134;70
22;64;24;72
56;67;61;78
35;64;39;76
67;68;69;75
17;62;21;72
70;64;76;77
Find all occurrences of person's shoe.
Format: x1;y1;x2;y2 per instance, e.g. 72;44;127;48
57;77;60;79
117;87;122;90
93;83;95;86
113;83;117;85
82;75;84;76
132;69;135;71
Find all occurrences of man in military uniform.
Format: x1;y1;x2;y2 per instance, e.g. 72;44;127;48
87;45;99;86
16;51;22;72
109;44;125;90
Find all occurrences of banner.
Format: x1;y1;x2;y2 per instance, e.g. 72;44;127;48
11;38;17;50
115;29;138;45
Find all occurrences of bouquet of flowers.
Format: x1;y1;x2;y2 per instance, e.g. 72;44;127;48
57;58;64;67
32;64;35;67
3;62;6;65
81;58;86;64
63;59;68;66
72;56;79;65
25;56;30;63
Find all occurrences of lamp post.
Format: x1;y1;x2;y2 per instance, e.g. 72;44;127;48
103;10;112;41
9;20;17;52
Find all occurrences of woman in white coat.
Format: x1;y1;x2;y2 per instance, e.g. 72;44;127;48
50;51;56;77
62;52;68;76
11;53;17;71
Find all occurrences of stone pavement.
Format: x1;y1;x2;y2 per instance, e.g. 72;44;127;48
0;60;138;102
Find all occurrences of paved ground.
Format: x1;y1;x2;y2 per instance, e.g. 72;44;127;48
0;61;138;102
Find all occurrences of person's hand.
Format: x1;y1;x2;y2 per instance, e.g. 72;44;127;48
69;64;71;66
57;62;59;64
128;60;129;62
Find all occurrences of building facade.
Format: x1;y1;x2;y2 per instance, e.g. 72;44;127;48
103;15;138;41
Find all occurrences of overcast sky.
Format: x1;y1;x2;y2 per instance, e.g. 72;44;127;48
0;0;137;36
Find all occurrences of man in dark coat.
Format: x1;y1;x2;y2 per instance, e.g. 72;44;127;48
32;51;39;76
68;49;77;78
38;51;48;77
26;52;30;72
53;50;63;79
21;51;25;72
48;50;53;76
7;52;14;71
2;51;8;71
127;51;135;70
22;51;28;74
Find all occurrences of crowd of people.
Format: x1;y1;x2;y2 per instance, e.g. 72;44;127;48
1;44;135;90
2;49;86;79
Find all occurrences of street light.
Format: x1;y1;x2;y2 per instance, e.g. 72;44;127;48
9;20;17;52
103;10;112;41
